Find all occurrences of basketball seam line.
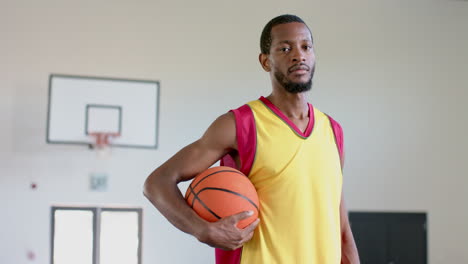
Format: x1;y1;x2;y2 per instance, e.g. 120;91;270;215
188;169;245;207
189;169;245;191
196;187;259;211
189;185;222;220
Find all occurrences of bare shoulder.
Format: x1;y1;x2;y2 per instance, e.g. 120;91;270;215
200;112;237;151
148;112;237;184
208;112;236;132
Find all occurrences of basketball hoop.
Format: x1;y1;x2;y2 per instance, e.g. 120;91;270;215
89;132;120;158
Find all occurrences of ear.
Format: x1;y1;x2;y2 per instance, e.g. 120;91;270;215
259;53;271;72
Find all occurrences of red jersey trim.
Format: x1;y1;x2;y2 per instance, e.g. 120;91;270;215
220;104;256;176
217;104;257;264
327;114;345;169
259;96;314;138
215;248;242;264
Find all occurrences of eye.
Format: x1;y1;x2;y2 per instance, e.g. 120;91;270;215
304;45;313;51
280;47;291;52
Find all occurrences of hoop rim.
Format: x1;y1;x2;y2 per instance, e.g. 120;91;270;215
88;132;121;149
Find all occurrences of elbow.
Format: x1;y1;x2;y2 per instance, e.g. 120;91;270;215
143;168;172;201
143;173;157;199
143;167;179;203
142;178;149;198
142;178;150;199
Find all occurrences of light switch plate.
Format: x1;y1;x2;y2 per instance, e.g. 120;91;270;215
90;173;108;191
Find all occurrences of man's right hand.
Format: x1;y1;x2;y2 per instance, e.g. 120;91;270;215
197;211;260;251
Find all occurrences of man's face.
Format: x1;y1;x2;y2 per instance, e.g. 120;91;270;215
263;22;316;93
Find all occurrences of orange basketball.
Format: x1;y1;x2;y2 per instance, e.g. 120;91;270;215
185;166;259;229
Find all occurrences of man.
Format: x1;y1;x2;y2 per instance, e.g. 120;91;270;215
144;14;359;263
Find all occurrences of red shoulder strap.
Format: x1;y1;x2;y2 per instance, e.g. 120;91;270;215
217;104;256;264
327;115;345;169
220;104;256;176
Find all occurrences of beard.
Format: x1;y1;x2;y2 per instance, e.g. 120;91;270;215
274;64;315;94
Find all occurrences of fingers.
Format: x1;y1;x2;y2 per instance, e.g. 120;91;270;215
240;228;255;245
236;219;260;247
203;212;260;250
228;228;256;250
242;218;260;233
232;210;254;221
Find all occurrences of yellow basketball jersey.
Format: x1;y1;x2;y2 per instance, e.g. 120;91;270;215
242;98;342;264
217;97;344;264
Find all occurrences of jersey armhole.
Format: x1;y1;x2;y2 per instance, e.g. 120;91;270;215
327;114;345;169
220;104;256;176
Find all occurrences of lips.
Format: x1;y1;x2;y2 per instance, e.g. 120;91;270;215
289;64;310;73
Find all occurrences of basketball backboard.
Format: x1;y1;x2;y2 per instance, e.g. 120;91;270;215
46;74;159;149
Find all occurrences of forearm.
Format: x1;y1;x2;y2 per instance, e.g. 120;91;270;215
340;195;359;264
143;169;207;240
341;223;360;264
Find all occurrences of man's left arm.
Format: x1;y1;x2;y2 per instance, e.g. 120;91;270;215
340;193;360;264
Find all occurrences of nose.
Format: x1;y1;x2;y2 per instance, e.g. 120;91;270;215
291;47;306;62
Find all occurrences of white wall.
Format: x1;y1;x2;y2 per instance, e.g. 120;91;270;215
1;0;467;263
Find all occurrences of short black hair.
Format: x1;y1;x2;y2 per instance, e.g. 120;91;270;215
260;14;312;54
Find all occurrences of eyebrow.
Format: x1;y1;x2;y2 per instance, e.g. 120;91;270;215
276;39;313;45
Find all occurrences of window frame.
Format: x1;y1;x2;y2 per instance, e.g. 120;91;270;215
50;206;143;264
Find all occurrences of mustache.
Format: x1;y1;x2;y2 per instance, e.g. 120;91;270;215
288;63;310;73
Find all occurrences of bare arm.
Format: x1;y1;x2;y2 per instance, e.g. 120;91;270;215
340;193;360;264
143;112;259;250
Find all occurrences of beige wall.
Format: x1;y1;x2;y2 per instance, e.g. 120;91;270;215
1;0;467;263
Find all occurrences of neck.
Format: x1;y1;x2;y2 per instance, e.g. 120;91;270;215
266;89;309;119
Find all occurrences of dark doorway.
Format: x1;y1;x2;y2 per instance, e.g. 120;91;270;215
349;212;427;264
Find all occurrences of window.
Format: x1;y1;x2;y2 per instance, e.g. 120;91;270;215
51;206;142;264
